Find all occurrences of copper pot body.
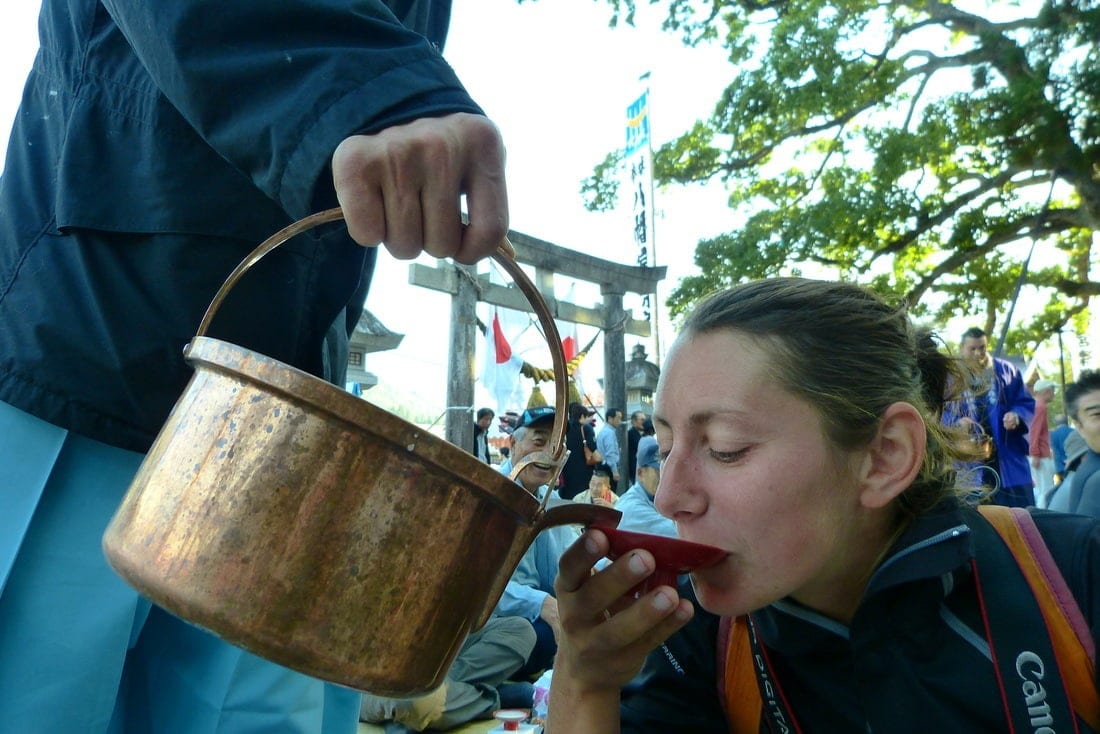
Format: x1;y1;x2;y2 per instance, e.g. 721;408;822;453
101;210;618;696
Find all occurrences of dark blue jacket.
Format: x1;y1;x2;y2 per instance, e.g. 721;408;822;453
0;0;481;452
621;504;1100;733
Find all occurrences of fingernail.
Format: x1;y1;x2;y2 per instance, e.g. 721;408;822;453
628;551;648;575
652;590;674;611
584;534;600;555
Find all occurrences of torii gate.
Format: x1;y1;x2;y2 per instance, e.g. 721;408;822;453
408;228;666;484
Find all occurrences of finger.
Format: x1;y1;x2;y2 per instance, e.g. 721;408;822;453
337;183;386;248
591;550;659;615
454;125;507;264
332;137;386;247
559;540;662;625
556;529;612;594
419;173;463;260
607;587;695;652
377;159;424;261
567;585;694;675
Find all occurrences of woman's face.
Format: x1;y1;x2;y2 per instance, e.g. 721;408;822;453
653;330;874;620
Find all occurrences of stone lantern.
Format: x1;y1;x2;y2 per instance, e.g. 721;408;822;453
345;309;404;393
625;342;660;415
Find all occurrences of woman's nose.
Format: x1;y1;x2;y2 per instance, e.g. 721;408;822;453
654;454;693;518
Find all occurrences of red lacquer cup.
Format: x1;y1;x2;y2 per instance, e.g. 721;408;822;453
590;522;728;595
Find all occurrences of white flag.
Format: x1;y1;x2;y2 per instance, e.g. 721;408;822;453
481;308;524;413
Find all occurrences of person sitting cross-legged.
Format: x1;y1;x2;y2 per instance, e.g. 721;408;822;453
572;464;619;507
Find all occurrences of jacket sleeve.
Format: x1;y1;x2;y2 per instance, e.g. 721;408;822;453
1003;364;1036;429
495;578;548;623
494;539;550;622
98;0;482;219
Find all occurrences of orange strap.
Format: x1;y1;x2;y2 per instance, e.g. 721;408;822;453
978;505;1100;732
721;616;761;734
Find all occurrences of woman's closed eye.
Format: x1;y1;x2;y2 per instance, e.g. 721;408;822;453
709;447;750;463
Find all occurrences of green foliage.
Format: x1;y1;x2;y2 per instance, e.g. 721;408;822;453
581;0;1100;355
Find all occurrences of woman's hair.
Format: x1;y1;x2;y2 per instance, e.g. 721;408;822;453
680;277;971;515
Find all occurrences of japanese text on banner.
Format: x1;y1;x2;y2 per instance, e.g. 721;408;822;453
626;88;653;320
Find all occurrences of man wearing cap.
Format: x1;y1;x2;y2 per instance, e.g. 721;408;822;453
495;405;580;682
1029;379;1057;504
615;435;676;537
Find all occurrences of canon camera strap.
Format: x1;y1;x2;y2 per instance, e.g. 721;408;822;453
744;614;802;734
969;511;1080;733
739;518;1085;734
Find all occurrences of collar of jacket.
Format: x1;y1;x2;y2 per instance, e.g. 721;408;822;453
754;501;974;653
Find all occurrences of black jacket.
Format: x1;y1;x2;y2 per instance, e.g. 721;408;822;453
560;419;597;500
0;0;481;452
621;503;1100;733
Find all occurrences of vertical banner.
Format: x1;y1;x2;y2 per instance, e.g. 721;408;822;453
625;88;650;159
626;78;657;332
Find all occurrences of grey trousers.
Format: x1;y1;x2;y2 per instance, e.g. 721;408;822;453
360;615;535;731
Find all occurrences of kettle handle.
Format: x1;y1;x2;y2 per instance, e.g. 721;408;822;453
193;207;571;467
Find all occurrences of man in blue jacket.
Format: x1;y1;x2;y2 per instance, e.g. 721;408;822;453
0;1;509;732
945;327;1036;507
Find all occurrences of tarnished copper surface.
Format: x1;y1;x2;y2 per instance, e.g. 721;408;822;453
102;210;620;696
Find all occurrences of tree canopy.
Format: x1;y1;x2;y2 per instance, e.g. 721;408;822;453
578;0;1100;358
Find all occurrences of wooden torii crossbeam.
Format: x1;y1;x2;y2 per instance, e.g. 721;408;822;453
408;228;666;482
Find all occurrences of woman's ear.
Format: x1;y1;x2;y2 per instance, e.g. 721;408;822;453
858;402;927;509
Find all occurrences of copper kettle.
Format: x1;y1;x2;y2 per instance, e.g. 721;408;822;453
102;209;619;695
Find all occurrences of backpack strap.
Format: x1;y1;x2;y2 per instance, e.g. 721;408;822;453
717;615;762;734
978;505;1100;731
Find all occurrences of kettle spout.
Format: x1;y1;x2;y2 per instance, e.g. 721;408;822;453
472;501;621;630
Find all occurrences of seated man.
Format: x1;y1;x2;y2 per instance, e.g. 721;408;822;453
359;616;535;732
572;464;619;506
495;406;580;683
615;435;676;537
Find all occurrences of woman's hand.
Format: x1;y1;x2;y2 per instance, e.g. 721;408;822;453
545;529;694;733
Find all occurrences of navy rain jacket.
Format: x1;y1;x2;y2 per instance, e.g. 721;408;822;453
0;0;481;452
